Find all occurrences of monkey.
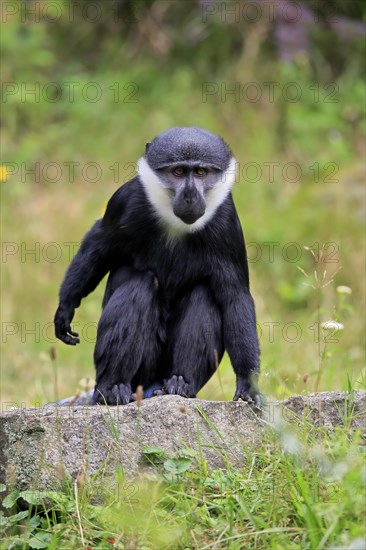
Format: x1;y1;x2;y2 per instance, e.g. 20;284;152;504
54;127;261;406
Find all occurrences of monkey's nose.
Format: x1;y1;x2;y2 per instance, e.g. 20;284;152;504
183;192;198;205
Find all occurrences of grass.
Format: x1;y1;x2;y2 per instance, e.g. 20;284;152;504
1;398;365;549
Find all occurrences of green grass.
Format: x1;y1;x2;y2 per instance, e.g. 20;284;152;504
1;403;365;549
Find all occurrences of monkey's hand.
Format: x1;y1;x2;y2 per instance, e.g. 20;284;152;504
233;373;261;408
54;305;80;345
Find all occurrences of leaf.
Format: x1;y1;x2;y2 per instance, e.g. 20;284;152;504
7;536;25;549
1;510;29;525
19;490;46;506
42;490;66;503
0;483;6;492
29;514;41;532
41;491;76;511
142;446;166;455
163;475;176;483
163;458;192;474
2;491;20;509
28;533;51;549
177;448;196;459
142;446;167;464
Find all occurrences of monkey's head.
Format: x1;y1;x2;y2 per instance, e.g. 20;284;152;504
138;127;237;234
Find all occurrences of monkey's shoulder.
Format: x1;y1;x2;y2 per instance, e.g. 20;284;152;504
103;177;155;228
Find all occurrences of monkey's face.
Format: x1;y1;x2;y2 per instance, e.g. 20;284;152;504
156;162;221;224
138;127;236;234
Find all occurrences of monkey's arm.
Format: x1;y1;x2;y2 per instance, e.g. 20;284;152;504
54;219;113;345
211;209;261;405
219;279;261;405
54;185;130;345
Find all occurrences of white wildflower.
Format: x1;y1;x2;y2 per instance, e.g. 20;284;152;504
336;285;352;295
321;321;344;331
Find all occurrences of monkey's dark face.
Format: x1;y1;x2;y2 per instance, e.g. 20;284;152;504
138;127;236;235
156;161;220;224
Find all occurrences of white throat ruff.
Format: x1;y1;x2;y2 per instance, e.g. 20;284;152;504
137;156;237;237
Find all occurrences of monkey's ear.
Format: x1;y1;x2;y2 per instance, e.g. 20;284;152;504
145;142;151;153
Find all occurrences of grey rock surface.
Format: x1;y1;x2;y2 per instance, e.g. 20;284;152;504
1;391;365;492
283;391;366;432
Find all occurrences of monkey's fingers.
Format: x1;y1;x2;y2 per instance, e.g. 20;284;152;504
55;325;80;345
233;390;253;403
63;333;80;345
233;390;262;408
63;324;80;344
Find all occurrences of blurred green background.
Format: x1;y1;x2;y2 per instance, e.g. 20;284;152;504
1;0;365;406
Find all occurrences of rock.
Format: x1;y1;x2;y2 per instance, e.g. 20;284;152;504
0;391;365;493
44;382;164;406
283;391;366;433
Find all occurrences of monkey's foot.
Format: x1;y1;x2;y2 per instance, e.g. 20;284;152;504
93;383;132;405
233;377;262;407
164;375;195;397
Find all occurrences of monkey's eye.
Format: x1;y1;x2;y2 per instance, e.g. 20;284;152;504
194;167;207;177
173;166;185;176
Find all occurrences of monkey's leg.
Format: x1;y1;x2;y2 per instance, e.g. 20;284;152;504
164;285;224;397
93;270;164;405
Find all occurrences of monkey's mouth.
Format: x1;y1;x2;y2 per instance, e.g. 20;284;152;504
175;209;205;224
172;195;206;225
180;214;201;224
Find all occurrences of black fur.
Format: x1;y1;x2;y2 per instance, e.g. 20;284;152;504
55;177;260;405
146;127;232;170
